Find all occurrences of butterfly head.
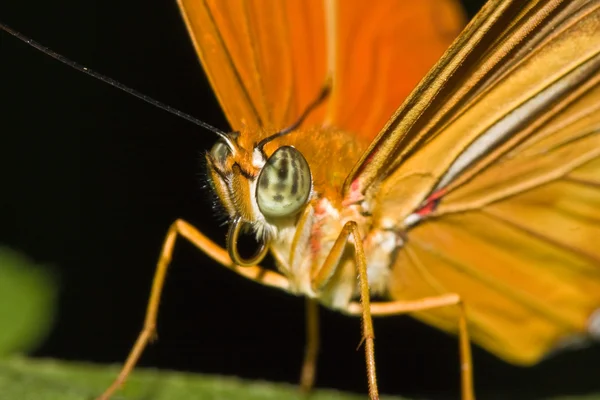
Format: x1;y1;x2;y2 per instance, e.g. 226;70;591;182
206;130;313;266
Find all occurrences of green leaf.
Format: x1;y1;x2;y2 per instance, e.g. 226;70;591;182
0;356;407;400
0;250;597;400
1;356;599;400
0;247;57;356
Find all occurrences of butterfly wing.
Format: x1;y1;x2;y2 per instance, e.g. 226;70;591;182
178;0;327;134
177;0;465;139
324;0;465;141
354;0;600;364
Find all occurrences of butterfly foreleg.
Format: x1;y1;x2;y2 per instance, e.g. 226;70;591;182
311;220;380;400
96;218;289;400
346;294;474;400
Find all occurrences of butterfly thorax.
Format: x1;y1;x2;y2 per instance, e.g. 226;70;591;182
207;124;397;310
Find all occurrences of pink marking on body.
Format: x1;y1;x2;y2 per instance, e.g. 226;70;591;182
313;200;329;218
311;199;331;253
314;202;324;215
342;178;365;207
310;228;322;253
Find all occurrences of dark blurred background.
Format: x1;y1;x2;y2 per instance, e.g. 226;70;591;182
1;1;599;399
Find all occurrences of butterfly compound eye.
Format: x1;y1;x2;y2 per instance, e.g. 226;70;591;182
256;146;311;218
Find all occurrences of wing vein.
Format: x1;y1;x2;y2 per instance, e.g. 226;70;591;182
482;205;600;265
411;229;584;328
200;0;263;128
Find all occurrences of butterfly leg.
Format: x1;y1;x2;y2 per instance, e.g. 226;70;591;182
346;295;474;400
96;218;289;400
311;221;380;400
299;298;320;393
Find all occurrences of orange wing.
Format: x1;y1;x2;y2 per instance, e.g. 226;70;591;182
178;0;327;134
366;0;600;364
178;0;465;140
325;0;465;141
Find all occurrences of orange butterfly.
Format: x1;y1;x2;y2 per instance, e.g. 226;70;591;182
94;0;600;399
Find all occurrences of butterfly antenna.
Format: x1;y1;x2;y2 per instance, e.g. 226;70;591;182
256;80;331;149
1;22;234;146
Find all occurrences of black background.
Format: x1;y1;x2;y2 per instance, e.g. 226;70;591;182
1;1;599;399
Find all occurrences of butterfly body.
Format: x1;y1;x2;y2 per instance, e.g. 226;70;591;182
207;121;388;310
193;0;600;383
90;0;600;398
